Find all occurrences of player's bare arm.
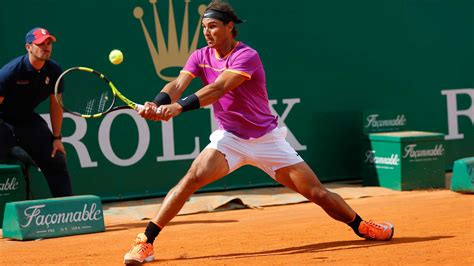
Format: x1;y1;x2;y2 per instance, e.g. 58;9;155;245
196;71;247;106
156;71;247;121
49;94;66;157
0;96;4;104
139;72;193;121
162;71;194;101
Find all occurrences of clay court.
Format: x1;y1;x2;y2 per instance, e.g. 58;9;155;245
1;185;473;265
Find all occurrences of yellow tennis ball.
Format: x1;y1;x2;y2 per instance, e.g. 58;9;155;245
109;49;123;65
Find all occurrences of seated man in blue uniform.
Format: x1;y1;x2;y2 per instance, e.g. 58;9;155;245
0;27;72;197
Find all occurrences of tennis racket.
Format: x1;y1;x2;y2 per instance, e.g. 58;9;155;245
54;67;144;118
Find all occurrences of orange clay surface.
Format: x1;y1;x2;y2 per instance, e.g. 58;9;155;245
1;189;473;265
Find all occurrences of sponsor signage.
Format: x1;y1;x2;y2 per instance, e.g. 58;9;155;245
2;195;105;240
402;144;444;162
363;111;410;134
0;165;25;226
362;131;446;190
0;177;20;196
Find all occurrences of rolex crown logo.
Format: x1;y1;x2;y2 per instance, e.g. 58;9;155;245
134;0;206;81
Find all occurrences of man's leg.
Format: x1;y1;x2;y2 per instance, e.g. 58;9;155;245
124;148;230;264
275;162;356;223
152;148;230;226
275;162;394;240
0;120;16;162
14;115;72;197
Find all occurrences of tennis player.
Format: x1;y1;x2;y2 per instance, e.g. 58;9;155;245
124;0;394;263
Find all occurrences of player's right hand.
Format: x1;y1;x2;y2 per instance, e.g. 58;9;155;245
138;101;163;121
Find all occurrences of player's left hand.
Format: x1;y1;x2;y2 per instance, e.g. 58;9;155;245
51;139;66;157
156;103;183;121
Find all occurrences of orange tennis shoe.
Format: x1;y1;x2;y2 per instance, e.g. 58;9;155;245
124;233;154;264
358;220;394;241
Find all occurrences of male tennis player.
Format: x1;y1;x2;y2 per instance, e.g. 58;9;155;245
124;0;394;263
0;27;72;197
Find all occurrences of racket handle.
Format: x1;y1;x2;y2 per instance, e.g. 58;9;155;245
135;104;145;112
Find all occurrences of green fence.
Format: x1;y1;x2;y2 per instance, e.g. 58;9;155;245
1;0;472;200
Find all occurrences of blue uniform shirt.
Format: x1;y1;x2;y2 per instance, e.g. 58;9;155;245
0;54;63;122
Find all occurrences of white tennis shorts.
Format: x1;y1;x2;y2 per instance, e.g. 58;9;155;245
204;127;304;178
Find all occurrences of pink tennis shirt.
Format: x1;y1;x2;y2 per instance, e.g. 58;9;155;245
182;42;278;139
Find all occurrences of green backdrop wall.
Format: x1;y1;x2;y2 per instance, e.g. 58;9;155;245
1;0;472;200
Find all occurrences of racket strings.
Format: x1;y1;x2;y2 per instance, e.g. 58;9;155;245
97;91;110;113
59;70;114;116
85;99;97;115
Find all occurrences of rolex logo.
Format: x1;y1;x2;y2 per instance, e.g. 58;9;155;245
133;0;206;81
